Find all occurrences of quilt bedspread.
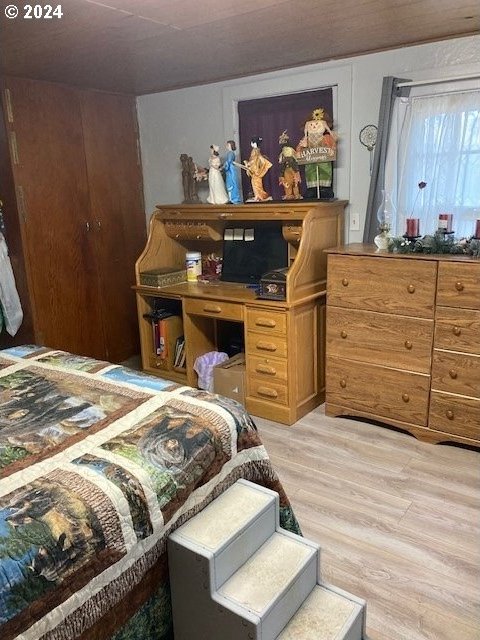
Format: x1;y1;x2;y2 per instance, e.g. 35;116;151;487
0;346;298;640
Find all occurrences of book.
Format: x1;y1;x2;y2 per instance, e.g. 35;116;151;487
156;316;183;367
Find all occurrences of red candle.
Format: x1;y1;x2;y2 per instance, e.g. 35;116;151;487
406;218;420;237
475;219;480;238
438;213;453;232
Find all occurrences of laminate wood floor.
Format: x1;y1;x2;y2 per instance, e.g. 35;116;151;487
254;405;480;640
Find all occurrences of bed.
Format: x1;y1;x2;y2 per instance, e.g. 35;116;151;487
0;346;299;640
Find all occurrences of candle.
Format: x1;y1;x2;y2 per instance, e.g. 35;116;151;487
475;219;480;239
406;218;420;237
438;213;453;232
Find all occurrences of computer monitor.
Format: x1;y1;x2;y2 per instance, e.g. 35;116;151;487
220;221;288;284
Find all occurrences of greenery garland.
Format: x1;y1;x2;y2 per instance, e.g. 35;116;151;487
388;231;480;258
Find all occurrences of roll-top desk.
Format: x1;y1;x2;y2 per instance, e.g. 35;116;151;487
134;202;346;425
325;244;480;446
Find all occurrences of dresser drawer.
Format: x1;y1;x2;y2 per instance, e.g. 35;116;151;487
434;307;480;355
246;308;287;335
184;298;243;322
436;262;480;310
327;255;436;318
327;307;433;374
247;355;288;382
246;333;288;358
326;357;430;425
432;351;480;398
247;378;289;405
429;392;480;441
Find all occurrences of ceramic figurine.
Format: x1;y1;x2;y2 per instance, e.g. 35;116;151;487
207;145;229;205
243;137;272;202
223;140;243;204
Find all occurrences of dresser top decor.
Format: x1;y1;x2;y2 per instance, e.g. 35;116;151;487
387;230;480;258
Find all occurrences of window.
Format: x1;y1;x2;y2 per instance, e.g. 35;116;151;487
386;82;480;238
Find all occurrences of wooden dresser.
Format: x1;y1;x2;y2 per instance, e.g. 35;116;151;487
325;244;480;446
135;201;346;425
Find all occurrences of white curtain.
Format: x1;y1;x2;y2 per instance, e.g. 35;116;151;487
386;86;480;239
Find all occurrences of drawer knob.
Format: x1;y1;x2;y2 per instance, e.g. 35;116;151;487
203;304;222;314
255;364;276;376
256;341;277;352
452;326;462;336
341;278;349;287
407;284;416;294
402;393;410;403
455;281;464;292
404;340;413;350
446;409;454;420
340;379;347;388
255;318;276;328
449;369;458;379
340;330;348;339
257;386;278;399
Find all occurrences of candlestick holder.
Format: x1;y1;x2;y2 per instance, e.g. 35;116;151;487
437;229;455;237
402;234;421;242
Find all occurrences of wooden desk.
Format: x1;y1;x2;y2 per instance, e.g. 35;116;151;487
134;201;346;424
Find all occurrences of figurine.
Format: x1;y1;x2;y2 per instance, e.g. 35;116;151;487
243;137;272;202
180;153;198;203
278;130;302;200
207;145;229;205
223;140;243;204
296;108;338;199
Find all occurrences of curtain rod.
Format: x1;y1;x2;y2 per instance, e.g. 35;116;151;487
397;73;480;88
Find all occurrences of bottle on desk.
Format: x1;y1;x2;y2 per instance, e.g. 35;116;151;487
186;251;202;282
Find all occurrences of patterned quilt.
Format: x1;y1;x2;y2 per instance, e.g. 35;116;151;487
0;346;299;640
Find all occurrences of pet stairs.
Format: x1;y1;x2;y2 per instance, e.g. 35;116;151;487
168;479;366;639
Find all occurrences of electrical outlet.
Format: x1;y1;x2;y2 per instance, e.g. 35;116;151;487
350;212;360;231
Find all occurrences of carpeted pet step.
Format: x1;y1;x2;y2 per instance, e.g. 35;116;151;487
277;583;366;640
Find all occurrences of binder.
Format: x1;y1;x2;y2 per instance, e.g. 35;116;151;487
157;316;184;366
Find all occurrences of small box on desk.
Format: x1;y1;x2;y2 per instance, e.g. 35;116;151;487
259;267;288;300
140;267;186;288
213;354;246;405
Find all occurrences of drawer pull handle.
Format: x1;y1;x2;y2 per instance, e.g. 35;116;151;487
455;281;464;292
257;386;278;399
340;330;348;339
219;212;233;219
256;341;277;352
255;318;276;328
452;326;462;336
404;340;413;350
449;369;458;379
446;409;454;420
341;278;349;287
255;364;277;376
340;379;347;388
407;284;416;294
203;305;222;314
402;393;410;403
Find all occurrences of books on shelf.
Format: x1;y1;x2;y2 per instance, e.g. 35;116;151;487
173;336;186;369
144;310;184;368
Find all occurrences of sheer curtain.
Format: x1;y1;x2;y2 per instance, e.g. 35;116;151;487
386;86;480;238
